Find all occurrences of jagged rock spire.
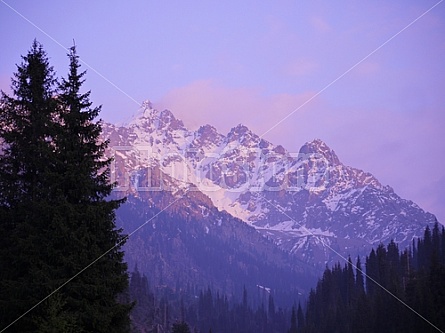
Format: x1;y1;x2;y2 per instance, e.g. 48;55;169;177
299;139;340;166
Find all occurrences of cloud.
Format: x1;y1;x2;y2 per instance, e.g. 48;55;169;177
352;61;380;76
261;15;300;49
310;16;332;33
286;58;319;77
156;79;318;140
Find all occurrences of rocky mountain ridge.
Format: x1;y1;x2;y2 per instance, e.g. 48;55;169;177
104;101;437;268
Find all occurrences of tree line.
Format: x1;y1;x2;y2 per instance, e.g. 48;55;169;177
0;41;131;332
128;221;445;332
299;221;445;333
128;266;295;333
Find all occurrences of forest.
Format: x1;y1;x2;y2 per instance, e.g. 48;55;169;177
126;222;445;333
129;266;296;333
299;221;445;333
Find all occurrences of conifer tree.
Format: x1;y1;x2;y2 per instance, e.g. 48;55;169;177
365;249;377;295
441;224;445;265
288;305;297;333
355;256;365;296
0;40;60;332
0;41;131;332
346;256;355;304
296;302;304;330
268;294;275;319
53;44;131;332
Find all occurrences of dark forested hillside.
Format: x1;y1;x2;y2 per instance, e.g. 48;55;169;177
128;266;293;333
127;222;445;332
300;222;445;333
116;192;314;308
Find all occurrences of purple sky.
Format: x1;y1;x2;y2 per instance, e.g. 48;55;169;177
1;1;444;222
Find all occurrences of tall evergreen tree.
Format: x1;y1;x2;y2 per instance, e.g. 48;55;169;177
0;40;60;332
0;41;131;332
288;305;297;333
346;256;355;304
268;294;275;319
355;256;365;296
52;44;131;332
296;302;304;330
420;226;432;270
441;224;445;265
365;249;377;296
431;221;441;266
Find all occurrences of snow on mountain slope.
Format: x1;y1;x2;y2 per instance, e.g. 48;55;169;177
103;101;437;268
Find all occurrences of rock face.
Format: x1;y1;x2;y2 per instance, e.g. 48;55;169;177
104;101;437;273
115;186;314;304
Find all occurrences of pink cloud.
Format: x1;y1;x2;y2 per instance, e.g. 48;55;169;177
286;58;319;77
261;15;300;48
352;61;380;76
310;16;332;33
156;79;318;138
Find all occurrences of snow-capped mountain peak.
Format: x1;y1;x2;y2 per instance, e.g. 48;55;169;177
103;104;437;268
129;101;185;133
298;139;340;166
194;124;224;148
226;124;260;147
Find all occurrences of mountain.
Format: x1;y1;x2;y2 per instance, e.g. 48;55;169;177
114;178;314;307
103;101;437;275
